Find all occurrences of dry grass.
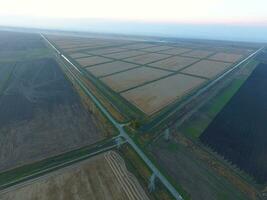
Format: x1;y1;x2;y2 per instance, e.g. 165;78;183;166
182;60;231;79
101;67;170;92
86;61;138;77
122;74;206;115
149;56;199;71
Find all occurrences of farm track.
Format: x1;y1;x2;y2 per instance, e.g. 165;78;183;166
105;151;149;200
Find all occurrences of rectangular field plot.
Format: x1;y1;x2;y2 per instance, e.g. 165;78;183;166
59;43;96;49
124;53;170;64
101;67;170;92
64;45;110;53
86;61;138;77
122;74;206;115
141;45;174;52
69;52;91;59
149;56;199;71
208;52;243;63
75;56;112;67
182;50;214;58
200;63;267;184
104;50;147;59
182;60;231;79
0;57;104;172
86;47;125;55
0;151;149;200
121;43;156;50
159;47;192;55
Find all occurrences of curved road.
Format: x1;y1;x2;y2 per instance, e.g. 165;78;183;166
41;34;183;200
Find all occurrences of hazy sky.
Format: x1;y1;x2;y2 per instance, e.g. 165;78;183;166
1;0;266;24
0;0;267;42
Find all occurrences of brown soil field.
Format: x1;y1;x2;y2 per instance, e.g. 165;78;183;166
182;60;231;79
124;53;170;65
75;56;112;67
149;56;199;71
0;151;149;200
0;105;103;172
122;74;206;115
159;47;192;55
208;52;243;63
121;43;156;50
104;50;147;59
58;43;96;49
64;46;107;53
69;52;91;59
141;45;174;52
86;47;126;55
86;61;138;77
101;67;170;92
182;50;214;58
150;137;248;200
0;58;104;172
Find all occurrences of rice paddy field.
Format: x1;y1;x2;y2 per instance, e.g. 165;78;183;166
46;34;257;118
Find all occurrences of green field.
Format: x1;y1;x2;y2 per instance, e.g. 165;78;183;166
179;59;259;139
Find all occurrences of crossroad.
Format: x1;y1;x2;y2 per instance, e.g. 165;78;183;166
41;33;183;200
41;34;263;200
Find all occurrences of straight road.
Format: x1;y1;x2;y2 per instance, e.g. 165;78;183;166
0;136;122;191
141;46;264;132
41;34;183;200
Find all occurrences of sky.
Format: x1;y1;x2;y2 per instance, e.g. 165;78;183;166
0;0;267;42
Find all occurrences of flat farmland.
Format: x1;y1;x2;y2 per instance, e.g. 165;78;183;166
124;53;170;64
104;50;147;59
86;61;138;77
122;74;206;115
64;46;106;53
159;47;192;55
69;52;91;59
101;67;170;92
86;47;126;55
200;63;267;184
0;151;149;200
121;43;156;50
149;56;199;71
59;43;96;49
75;56;112;67
209;52;243;63
46;34;257;117
141;45;174;52
0;58;103;172
182;50;214;58
182;60;231;79
149;137;247;200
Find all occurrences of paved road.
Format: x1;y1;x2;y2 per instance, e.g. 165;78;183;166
41;34;183;200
